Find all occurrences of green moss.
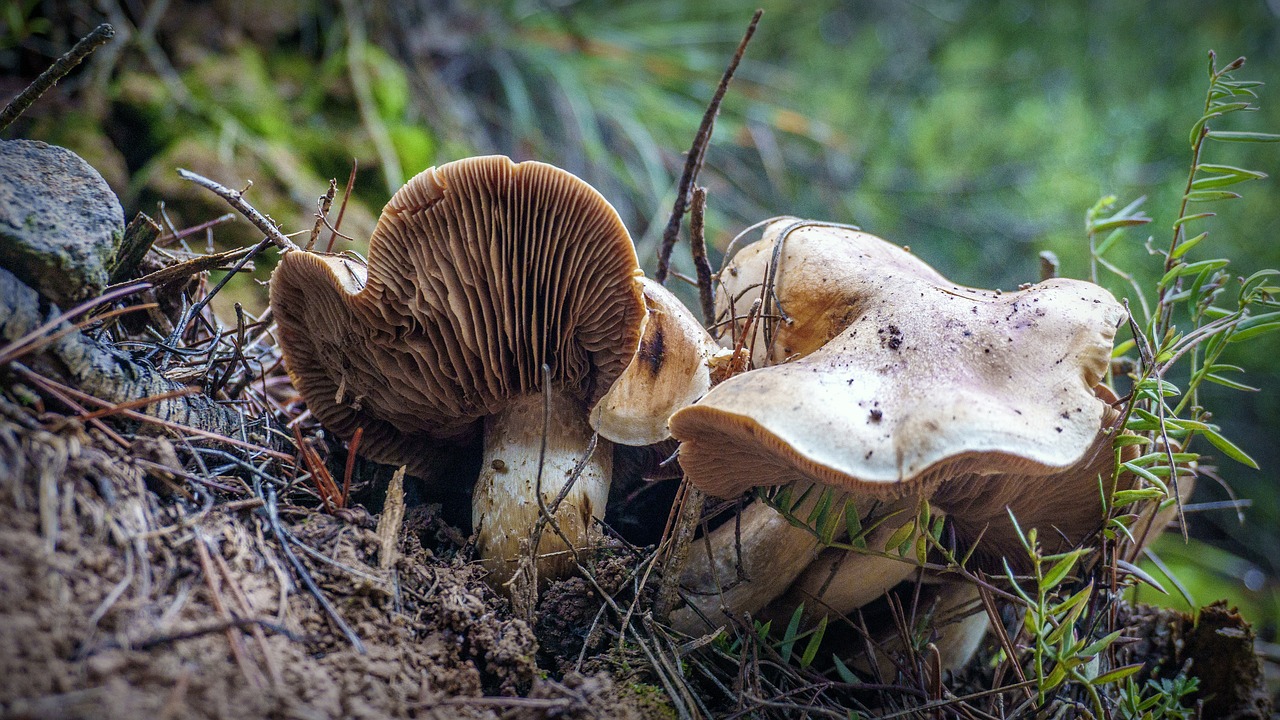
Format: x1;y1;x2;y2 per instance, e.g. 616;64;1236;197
617;681;679;720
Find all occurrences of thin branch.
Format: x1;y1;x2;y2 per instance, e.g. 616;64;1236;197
689;186;716;326
654;9;762;284
306;180;338;251
175;170;299;252
326;161;358;252
263;486;366;653
0;24;115;133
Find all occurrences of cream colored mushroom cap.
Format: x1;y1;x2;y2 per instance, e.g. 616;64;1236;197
590;278;725;446
271;156;646;470
672;225;1126;501
716;218;951;365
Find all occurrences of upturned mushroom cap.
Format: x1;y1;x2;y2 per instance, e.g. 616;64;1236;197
272;157;651;591
671;220;1128;561
590;277;727;446
271;156;646;469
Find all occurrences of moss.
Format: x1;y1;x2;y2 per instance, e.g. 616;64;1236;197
617;681;679;720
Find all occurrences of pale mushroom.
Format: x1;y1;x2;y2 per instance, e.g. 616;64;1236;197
272;156;651;588
670;494;922;634
668;219;1130;633
591;277;729;447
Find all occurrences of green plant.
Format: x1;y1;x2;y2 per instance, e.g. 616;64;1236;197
1115;674;1200;720
1094;52;1279;571
1004;516;1143;714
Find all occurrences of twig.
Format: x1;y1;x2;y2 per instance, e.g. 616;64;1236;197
175;170;299;252
108;243;260;294
653;479;706;621
109;213;163;284
689;187;716;326
654;9;762;284
0;24;115;133
340;427;363;509
156;213;236;246
131;616;300;651
291;424;341;513
263;486;366;653
326;161;358;253
306;180;338;251
376;466;406;571
165;236;272;346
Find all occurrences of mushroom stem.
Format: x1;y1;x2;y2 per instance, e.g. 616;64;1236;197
670;495;826;635
758;512;928;628
474;390;612;589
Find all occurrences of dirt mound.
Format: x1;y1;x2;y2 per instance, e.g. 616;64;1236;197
0;407;658;719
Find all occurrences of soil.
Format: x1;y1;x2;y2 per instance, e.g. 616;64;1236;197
0;404;667;720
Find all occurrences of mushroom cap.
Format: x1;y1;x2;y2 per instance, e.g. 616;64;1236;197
590;277;726;446
716;218;951;365
271;156;646;470
670;221;1127;557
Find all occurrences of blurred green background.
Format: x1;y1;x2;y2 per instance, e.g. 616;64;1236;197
4;0;1278;640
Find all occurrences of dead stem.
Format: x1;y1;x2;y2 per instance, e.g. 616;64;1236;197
653;479;706;622
175;170;299;252
689;186;716;327
108;243;260;293
306;180;338;251
325;160;359;252
654;9;762;284
0;24;115;132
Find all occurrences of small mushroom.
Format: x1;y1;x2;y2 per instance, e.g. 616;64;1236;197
668;219;1130;630
591;278;729;447
670;494;921;634
271;156;649;588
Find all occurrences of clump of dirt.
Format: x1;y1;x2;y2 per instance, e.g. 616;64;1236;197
0;400;662;719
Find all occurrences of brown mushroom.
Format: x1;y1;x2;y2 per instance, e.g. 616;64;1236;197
271;156;647;588
668;219;1130;631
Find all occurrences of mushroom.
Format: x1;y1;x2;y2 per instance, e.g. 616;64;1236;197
271;156;654;588
591;277;729;447
668;219;1130;632
670;493;922;634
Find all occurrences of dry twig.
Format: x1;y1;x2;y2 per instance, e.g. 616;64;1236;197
0;24;115;133
654;9;762;284
175;170;299;252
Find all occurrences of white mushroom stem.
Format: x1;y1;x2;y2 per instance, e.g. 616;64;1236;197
670;496;825;635
758;513;930;628
859;579;989;682
473;391;612;589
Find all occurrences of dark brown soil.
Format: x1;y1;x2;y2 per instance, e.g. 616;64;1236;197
0;404;666;720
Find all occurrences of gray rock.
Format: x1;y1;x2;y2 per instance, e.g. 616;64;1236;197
0;139;125;307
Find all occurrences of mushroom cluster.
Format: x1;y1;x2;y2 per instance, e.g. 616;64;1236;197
271;156;717;590
668;219;1133;649
274;160;1150;675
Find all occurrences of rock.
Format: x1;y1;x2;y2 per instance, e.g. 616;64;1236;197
0;139;125;307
